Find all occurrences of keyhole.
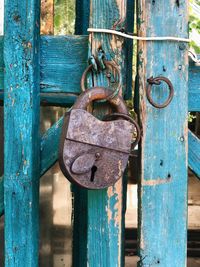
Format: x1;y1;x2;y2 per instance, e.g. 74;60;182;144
90;165;97;182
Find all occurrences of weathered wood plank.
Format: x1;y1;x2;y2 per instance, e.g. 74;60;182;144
0;35;88;93
0;117;64;217
40;118;63;176
189;63;200;112
124;0;135;100
4;0;41;265
0;36;3;92
75;0;90;35
188;130;200;178
40;35;88;93
0;37;199;107
73;2;90;266
85;1;129;266
137;1;188;266
0;176;3;216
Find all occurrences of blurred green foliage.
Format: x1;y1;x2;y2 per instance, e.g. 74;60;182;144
54;0;75;35
189;0;200;53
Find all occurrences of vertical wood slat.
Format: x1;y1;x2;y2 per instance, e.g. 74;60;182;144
137;1;188;266
75;0;90;35
86;1;128;266
4;0;40;266
73;2;90;266
124;0;135;100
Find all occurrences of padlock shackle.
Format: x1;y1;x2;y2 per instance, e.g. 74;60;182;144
73;87;128;114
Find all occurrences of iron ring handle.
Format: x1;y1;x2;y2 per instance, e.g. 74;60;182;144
81;61;122;99
102;113;141;152
146;76;174;109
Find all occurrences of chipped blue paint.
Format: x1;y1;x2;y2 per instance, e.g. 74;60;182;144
0;176;3;216
188;130;200;178
137;1;188;266
0;36;199;106
188;62;200;112
0;35;88;94
4;0;40;265
85;1;129;266
0;36;3;91
0;117;63;216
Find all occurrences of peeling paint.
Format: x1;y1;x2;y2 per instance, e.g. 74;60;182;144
142;177;172;186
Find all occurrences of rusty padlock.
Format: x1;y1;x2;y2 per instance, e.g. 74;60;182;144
59;87;140;189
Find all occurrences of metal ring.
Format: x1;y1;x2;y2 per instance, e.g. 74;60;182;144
146;76;174;109
102;113;141;151
81;61;122;99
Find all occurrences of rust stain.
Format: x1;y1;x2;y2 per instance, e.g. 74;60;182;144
142;177;172;186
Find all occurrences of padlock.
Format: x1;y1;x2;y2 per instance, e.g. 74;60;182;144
59;87;140;189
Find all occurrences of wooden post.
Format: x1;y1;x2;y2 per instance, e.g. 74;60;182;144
4;0;40;266
137;1;188;266
84;1;129;266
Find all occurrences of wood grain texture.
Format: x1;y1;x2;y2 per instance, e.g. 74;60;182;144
86;1;129;266
189;62;200;112
124;0;135;100
0;176;3;215
188;130;200;179
4;0;40;265
0;36;3;92
40;35;88;93
0;37;199;106
75;0;90;35
137;1;188;266
0;35;88;94
40;117;63;176
0;117;64;217
73;3;90;266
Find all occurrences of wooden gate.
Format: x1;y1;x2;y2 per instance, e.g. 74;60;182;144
0;0;199;266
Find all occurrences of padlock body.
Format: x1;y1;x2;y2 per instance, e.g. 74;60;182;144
59;109;135;189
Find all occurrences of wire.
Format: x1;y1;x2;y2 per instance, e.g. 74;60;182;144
87;28;190;43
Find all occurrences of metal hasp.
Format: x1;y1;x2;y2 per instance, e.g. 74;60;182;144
59;87;140;189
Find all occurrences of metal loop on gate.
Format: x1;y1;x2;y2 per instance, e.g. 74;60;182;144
146;76;174;109
81;61;122;99
102;113;141;153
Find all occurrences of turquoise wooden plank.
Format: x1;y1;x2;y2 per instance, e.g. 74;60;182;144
40;117;63;175
0;36;3;92
0;35;88;93
40;93;77;106
0;92;76;106
189;63;200;112
85;1;129;266
137;1;188;266
124;0;135;100
0;36;199;107
73;2;90;266
4;0;41;265
0;117;64;217
188;130;200;178
40;35;88;93
0;176;3;216
75;0;90;35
